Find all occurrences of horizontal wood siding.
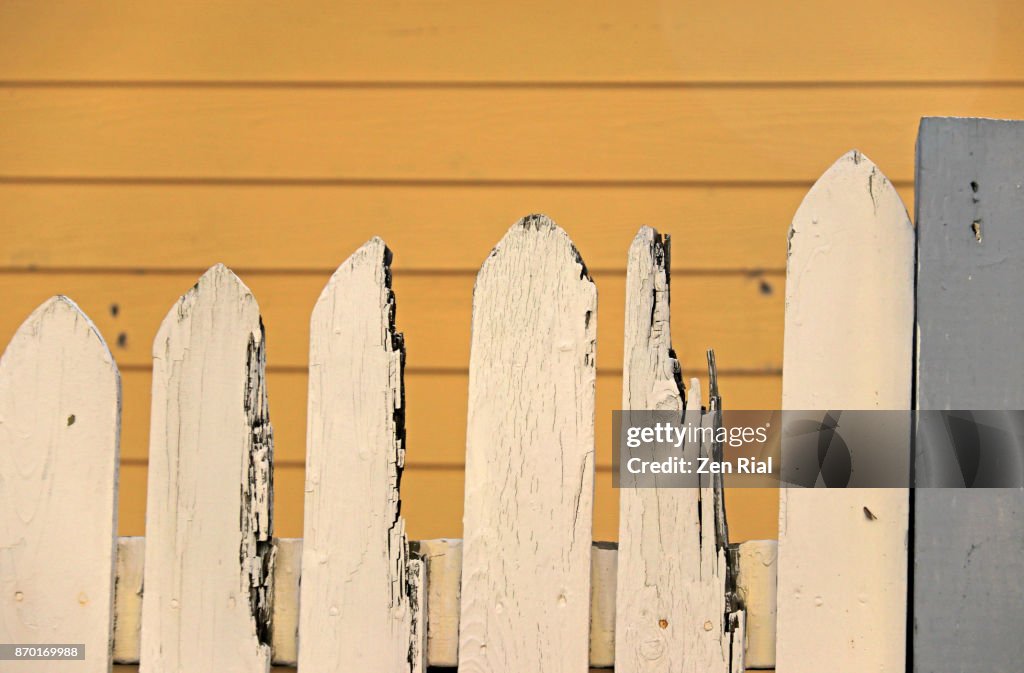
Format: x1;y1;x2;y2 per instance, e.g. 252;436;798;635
0;0;1021;82
2;2;1019;543
1;88;1022;182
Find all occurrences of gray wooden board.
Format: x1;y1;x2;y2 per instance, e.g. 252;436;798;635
915;117;1024;672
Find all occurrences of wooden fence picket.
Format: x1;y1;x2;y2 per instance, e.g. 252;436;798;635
776;151;912;672
615;227;744;672
299;237;424;672
0;297;120;672
458;215;597;673
140;264;274;673
914;117;1024;671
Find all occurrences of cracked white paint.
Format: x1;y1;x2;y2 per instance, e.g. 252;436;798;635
299;237;422;672
0;297;120;673
777;151;911;673
615;227;744;673
458;215;596;673
141;264;274;673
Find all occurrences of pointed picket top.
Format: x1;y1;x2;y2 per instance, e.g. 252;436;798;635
459;214;596;673
777;151;912;673
0;296;120;673
616;228;743;673
141;264;274;673
784;149;913;407
299;237;424;672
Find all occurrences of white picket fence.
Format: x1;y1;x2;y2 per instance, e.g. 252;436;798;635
1;151;911;672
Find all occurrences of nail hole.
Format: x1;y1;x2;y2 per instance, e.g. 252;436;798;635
658;619;669;629
117;332;128;348
970;181;979;193
758;279;773;295
109;303;120;317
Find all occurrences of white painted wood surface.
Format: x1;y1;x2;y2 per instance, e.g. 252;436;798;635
0;296;120;673
616;227;743;672
299;237;421;672
113;537;144;664
777;150;912;672
589;543;617;668
458;215;597;673
735;539;777;669
105;537;778;667
140;265;274;673
270;537;301;666
419;538;463;666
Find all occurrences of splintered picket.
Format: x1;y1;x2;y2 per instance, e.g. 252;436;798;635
140;265;274;673
616;227;744;672
914;118;1024;671
0;297;120;672
299;238;424;672
458;215;597;673
777;151;912;672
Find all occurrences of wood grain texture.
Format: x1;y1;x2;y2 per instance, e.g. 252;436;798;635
140;264;274;673
110;537;777;667
1;88;1023;183
0;183;818;273
616;228;743;672
0;296;120;672
914;117;1024;672
459;215;596;673
299;238;421;672
0;0;1020;82
100;367;780;472
777;151;912;672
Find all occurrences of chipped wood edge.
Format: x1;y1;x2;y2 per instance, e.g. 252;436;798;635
299;238;417;671
616;227;744;673
140;264;274;673
459;215;597;672
111;537;776;668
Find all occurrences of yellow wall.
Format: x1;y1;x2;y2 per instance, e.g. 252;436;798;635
2;1;1022;543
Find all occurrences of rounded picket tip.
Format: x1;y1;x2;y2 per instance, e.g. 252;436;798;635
155;263;263;356
194;262;254;295
483;213;592;282
312;236;397;329
792;149;911;249
2;295;117;370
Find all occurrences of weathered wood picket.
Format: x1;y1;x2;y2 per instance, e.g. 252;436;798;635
3;119;1023;672
0;298;120;673
777;150;913;672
